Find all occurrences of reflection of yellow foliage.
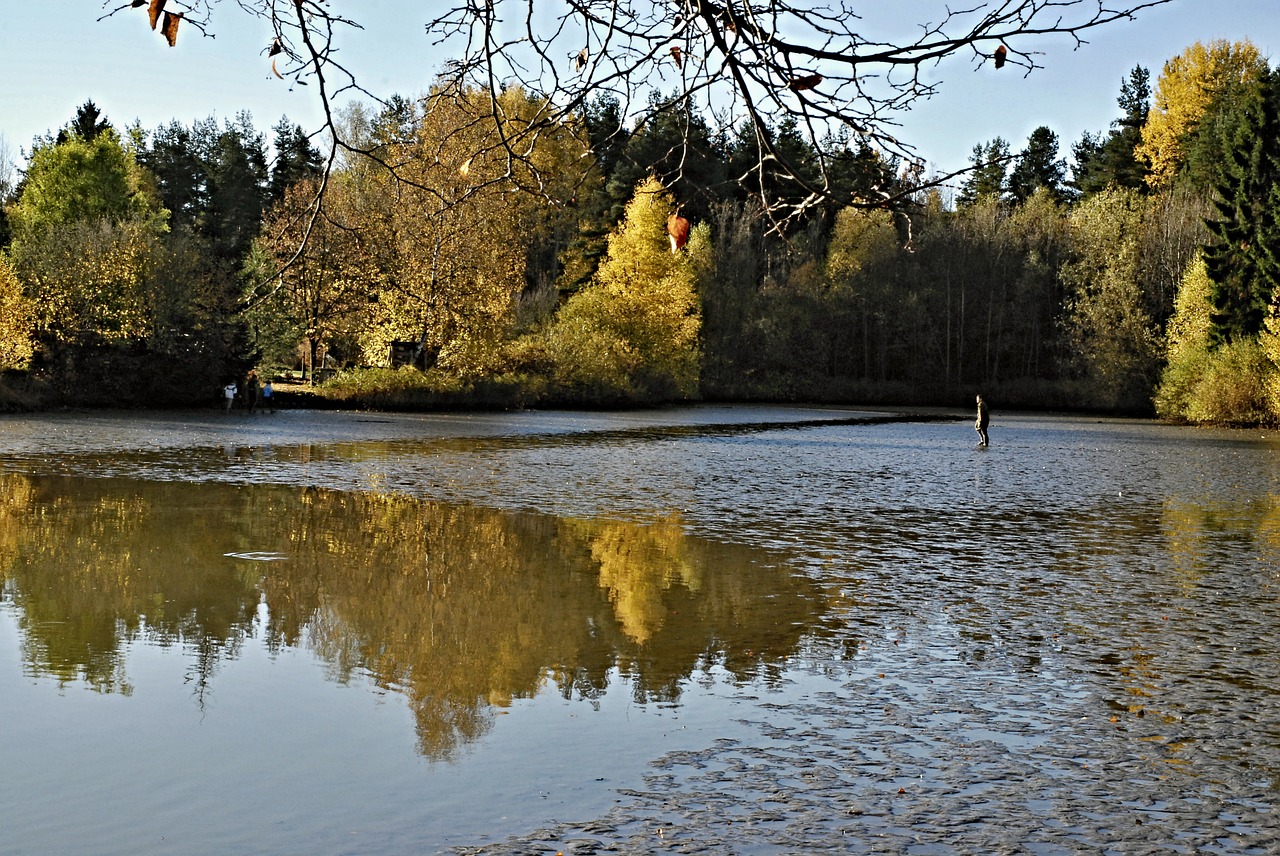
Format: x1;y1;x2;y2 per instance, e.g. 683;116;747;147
1161;499;1207;595
1257;495;1280;555
1163;495;1280;595
589;517;698;645
0;473;36;583
5;475;822;757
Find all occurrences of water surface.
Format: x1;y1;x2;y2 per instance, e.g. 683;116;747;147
2;405;1278;854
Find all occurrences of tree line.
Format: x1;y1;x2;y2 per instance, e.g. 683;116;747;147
1;38;1278;421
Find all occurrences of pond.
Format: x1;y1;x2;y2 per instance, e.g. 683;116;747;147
1;404;1278;855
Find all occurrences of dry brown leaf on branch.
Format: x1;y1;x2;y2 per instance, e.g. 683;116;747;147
786;73;823;91
573;47;588;71
161;11;181;46
269;37;284;57
667;212;690;253
994;45;1008;68
148;0;165;30
271;57;285;79
670;46;682;68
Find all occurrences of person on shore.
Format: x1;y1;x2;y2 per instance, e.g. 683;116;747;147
975;394;990;447
262;379;274;413
244;370;260;413
223;381;238;413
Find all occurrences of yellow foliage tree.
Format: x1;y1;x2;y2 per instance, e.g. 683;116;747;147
1060;188;1162;409
0;254;35;370
1136;39;1265;187
1156;251;1271;424
1154;253;1213;419
349;84;590;375
7;130;168;348
1260;299;1280;421
249;175;381;376
17;219;162;344
547;176;703;401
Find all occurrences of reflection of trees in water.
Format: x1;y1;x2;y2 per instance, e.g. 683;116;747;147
1162;495;1280;591
0;473;827;759
0;474;257;695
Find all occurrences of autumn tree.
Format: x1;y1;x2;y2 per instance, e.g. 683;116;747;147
546;176;703;401
247;175;379;377
0;254;34;370
1060;188;1162;410
1154;253;1213;420
1261;300;1280;421
1136;40;1266;188
4;121;239;401
337;84;589;375
1157;252;1270;425
6;130;168;347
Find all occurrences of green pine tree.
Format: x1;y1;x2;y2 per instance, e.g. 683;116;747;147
957;138;1010;207
1203;67;1280;345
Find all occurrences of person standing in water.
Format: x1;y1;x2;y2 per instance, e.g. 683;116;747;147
975;394;990;447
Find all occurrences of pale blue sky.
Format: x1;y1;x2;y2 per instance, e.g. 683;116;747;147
3;1;1279;183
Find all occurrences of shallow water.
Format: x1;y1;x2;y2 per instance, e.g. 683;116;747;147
1;405;1278;854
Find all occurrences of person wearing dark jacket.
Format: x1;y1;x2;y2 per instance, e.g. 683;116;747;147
975;394;990;447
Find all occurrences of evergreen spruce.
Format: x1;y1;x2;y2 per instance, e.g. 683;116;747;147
1203;67;1280;345
1071;66;1151;194
957;138;1010;207
1007;126;1068;204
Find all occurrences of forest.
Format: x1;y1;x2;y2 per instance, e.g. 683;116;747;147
1;37;1279;422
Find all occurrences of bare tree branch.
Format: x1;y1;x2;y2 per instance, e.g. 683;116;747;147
105;0;1177;221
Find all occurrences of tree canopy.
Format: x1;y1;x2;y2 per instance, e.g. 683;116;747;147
1136;39;1266;188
